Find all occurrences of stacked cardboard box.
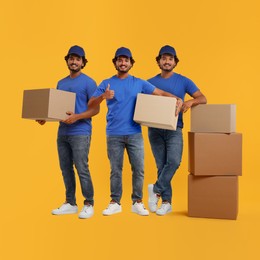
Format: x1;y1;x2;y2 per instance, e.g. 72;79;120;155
188;104;242;220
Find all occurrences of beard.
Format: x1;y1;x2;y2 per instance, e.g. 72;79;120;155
159;63;175;72
115;65;132;73
68;64;81;73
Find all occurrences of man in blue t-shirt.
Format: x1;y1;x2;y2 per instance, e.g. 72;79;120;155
89;47;183;216
147;45;207;215
37;45;99;219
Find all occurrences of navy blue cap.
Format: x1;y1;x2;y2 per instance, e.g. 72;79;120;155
159;45;176;56
67;45;85;57
115;47;132;58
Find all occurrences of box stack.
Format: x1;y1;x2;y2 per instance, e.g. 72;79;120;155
188;104;242;220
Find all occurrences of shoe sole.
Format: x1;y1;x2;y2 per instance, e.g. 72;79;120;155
52;210;78;215
132;207;149;216
148;184;158;212
102;208;122;216
148;203;157;213
78;213;94;219
156;208;172;216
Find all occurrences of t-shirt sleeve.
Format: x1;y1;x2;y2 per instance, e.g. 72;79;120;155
185;77;200;96
141;80;156;94
56;80;61;90
91;80;107;97
86;79;97;100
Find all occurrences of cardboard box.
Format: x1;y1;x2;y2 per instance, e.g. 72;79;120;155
188;132;242;176
22;88;76;121
191;104;236;133
188;174;238;220
133;93;178;130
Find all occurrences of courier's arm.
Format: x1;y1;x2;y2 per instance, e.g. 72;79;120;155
62;102;100;125
152;87;183;116
62;84;114;124
182;90;207;113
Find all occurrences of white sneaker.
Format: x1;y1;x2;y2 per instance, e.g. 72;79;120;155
78;205;94;219
132;202;149;216
148;184;159;212
156;202;172;216
102;202;122;216
52;203;78;215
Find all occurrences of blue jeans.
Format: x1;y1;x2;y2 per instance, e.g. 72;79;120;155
107;133;144;204
148;127;183;203
57;135;94;206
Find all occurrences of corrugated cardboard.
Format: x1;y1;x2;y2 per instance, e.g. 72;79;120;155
191;104;236;133
188;174;238;220
22;88;76;121
133;93;178;130
188;132;242;176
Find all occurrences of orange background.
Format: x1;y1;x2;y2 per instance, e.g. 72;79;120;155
1;0;260;259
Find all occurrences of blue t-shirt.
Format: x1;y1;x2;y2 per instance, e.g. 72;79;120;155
57;73;97;136
92;75;155;135
148;73;199;128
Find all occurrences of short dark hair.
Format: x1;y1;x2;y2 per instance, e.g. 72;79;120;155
64;54;88;68
112;56;135;66
156;54;179;65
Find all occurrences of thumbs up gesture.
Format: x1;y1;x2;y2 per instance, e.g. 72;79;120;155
102;84;115;100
